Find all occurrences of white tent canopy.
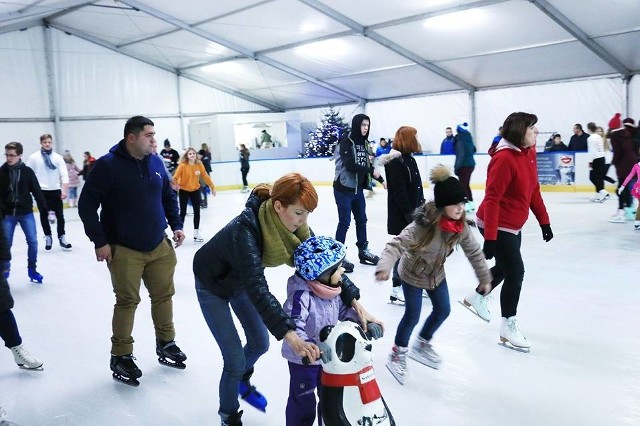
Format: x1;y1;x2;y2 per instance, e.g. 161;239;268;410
0;0;639;155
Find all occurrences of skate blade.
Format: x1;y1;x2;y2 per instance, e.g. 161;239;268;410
407;353;440;370
158;357;186;369
112;373;140;386
385;362;406;385
498;340;530;353
29;279;43;284
18;364;43;371
388;298;405;306
458;300;490;323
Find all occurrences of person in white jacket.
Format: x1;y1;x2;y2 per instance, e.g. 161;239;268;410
27;134;72;251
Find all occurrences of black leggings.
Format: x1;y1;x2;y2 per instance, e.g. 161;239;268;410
478;229;524;318
589;157;607;192
179;189;202;229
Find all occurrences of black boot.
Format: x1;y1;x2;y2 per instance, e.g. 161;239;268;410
221;410;243;426
342;258;354;273
156;340;187;369
358;242;379;265
110;354;142;386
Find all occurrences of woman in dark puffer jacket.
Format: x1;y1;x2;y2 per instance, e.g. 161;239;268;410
193;173;380;426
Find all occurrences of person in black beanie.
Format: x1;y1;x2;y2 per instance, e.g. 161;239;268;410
332;113;384;271
375;165;491;384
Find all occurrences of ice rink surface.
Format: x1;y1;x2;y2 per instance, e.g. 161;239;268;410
2;186;639;425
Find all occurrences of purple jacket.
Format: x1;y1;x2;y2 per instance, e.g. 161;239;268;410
281;274;359;365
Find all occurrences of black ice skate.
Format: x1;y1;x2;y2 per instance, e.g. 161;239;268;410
221;410;243;426
341;258;354;273
156;340;187;369
110;354;142;387
357;242;379;265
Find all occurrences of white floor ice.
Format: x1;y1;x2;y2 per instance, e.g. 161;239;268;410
2;187;639;426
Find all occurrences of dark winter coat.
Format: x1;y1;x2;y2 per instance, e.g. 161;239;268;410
378;150;425;235
0;162;47;217
0;210;13;312
610;128;637;179
568;132;589;151
193;192;361;341
333;114;382;193
454;130;476;171
78;140;182;251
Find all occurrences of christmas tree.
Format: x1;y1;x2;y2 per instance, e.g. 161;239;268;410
301;107;350;158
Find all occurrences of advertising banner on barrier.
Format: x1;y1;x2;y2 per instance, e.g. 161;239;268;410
537;152;575;186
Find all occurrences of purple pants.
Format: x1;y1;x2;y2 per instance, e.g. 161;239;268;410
286;362;323;426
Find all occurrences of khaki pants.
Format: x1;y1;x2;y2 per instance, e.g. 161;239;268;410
108;238;177;356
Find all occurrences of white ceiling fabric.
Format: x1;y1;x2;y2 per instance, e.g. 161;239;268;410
0;0;637;111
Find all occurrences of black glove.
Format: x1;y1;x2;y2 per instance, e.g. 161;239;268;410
541;224;553;242
483;240;496;260
366;322;384;340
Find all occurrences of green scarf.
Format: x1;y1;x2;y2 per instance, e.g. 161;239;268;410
258;199;311;267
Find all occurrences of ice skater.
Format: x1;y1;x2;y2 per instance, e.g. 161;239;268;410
461;112;552;353
617;157;640;229
375;165;491;384
283;236;383;426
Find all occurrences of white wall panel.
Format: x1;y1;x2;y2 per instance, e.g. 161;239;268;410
629;75;640;120
366;93;470;153
57;117;183;163
179;77;267;114
0;122;55;156
476;78;624;152
53;29;179;117
0;28;49;118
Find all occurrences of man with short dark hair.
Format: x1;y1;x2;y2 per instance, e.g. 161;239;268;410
78;116;187;386
160;139;180;174
26;134;71;251
0;142;47;283
568;124;589;151
440;127;455;154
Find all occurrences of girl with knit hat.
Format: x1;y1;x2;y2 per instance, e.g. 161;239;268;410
282;236;382;426
375;165;491;385
193;173;381;426
607;113;637;223
462;112;552;353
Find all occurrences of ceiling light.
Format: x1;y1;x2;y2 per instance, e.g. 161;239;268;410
201;61;244;74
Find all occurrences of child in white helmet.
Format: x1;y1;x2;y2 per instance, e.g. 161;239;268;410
282;236;383;426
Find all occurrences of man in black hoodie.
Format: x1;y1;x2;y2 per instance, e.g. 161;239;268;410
0;142;47;283
333;113;384;271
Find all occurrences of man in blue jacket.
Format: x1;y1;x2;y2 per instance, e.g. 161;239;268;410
78;116;186;386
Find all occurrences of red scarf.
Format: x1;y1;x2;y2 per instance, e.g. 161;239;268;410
440;217;463;234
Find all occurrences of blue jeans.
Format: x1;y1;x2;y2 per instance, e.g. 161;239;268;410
394;280;451;347
68;186;78;200
333;187;367;246
195;280;270;418
3;214;38;269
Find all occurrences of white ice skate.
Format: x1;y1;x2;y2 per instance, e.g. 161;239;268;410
194;229;204;243
408;337;441;369
386;346;408;385
10;344;43;370
459;291;492;322
389;286;405;305
608;209;625;223
499;317;530;353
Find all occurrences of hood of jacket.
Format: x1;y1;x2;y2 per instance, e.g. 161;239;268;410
349;113;370;143
412;200;438;228
109;139;153;177
488;138;524;156
377;149;402;166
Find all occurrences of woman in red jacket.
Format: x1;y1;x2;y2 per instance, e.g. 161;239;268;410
462;112;552;353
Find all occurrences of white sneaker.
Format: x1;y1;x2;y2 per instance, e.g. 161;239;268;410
194;229;204;243
408;337;441;369
389;286;405;305
500;317;530;349
608;209;625;223
386;346;408;385
10;344;43;370
462;291;492;322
